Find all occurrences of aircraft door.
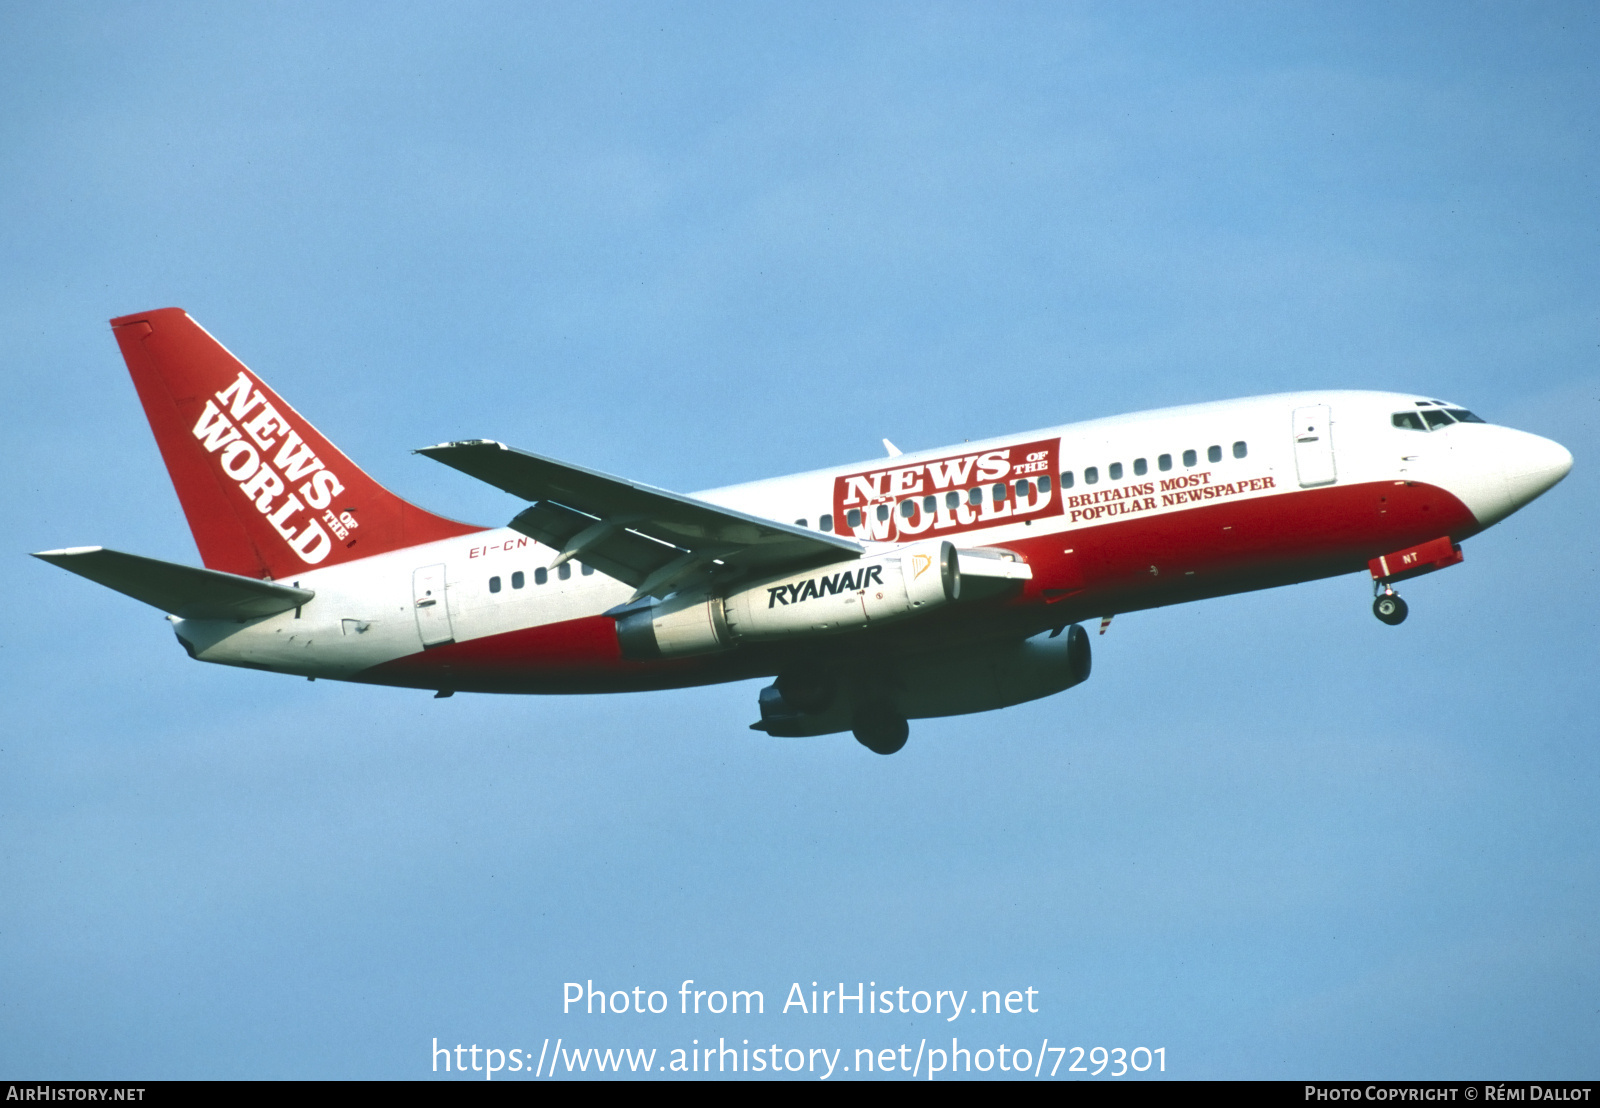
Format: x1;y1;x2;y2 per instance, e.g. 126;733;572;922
412;564;455;648
1292;404;1337;488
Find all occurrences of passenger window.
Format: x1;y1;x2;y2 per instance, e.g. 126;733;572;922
992;483;1007;502
557;563;572;581
512;571;525;589
1038;474;1052;493
846;508;861;529
1207;445;1222;463
923;496;936;512
1061;471;1074;489
1158;454;1172;471
1108;462;1123;480
945;491;960;509
1014;479;1032;497
489;576;501;593
581;564;593;576
1232;441;1247;459
1084;466;1099;485
1182;449;1197;467
1422;409;1454;429
794;518;807;528
1446;409;1486;424
876;504;890;521
535;567;548;585
1133;458;1147;476
900;500;915;518
820;513;833;532
968;487;983;505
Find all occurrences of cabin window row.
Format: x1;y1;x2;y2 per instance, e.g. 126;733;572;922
1056;440;1247;489
793;440;1249;529
840;478;1057;526
487;563;594;593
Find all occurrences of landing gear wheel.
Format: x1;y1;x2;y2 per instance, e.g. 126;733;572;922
1373;591;1408;626
852;706;909;755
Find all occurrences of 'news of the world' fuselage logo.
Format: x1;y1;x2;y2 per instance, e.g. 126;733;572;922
190;371;356;564
832;438;1062;541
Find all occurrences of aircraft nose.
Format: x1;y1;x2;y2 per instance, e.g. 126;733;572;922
1504;431;1573;507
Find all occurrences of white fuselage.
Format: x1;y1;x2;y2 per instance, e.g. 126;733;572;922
172;389;1571;693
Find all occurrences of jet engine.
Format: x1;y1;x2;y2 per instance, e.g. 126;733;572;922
616;540;960;660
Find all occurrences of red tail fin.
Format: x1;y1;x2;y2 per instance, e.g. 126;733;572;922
112;308;483;580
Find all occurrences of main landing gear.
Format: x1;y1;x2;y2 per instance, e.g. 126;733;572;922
1372;584;1408;626
852;704;909;755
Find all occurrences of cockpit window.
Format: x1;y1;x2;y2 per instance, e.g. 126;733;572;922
1395;408;1486;431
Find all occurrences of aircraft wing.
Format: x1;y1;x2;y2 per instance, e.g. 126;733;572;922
417;440;863;599
32;546;314;619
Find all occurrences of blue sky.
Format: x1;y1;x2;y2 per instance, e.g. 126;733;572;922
2;1;1596;1079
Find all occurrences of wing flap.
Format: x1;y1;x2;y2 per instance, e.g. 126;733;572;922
506;501;683;588
33;546;314;620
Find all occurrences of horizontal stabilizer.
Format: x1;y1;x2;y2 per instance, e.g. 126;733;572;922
32;547;314;620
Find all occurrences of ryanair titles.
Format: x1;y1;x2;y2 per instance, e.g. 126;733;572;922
766;564;886;608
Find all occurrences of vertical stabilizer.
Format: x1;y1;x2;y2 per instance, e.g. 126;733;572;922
111;308;482;580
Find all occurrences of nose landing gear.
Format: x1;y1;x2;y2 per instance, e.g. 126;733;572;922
1373;584;1408;626
1366;536;1464;626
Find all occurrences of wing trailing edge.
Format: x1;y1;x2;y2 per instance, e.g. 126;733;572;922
417;439;863;597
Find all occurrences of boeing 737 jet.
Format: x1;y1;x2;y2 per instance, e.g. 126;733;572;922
36;309;1573;753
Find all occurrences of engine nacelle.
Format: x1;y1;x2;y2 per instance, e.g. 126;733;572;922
754;625;1093;737
616;540;959;660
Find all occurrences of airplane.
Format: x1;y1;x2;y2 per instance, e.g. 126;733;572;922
34;308;1574;754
